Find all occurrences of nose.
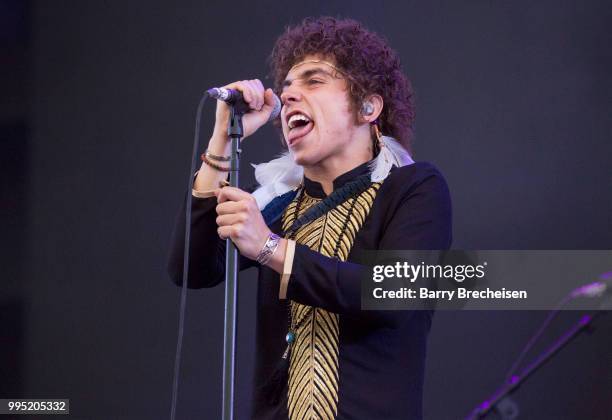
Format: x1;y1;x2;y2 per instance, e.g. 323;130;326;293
280;87;302;106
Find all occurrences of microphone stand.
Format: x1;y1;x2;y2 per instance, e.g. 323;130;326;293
465;310;606;420
222;105;243;420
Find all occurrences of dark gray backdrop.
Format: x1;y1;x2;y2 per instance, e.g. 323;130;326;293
2;0;611;419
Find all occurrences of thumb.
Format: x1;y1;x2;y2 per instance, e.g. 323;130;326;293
254;88;277;122
262;88;276;110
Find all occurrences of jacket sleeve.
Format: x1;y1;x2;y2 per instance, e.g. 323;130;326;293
167;193;257;289
285;164;452;321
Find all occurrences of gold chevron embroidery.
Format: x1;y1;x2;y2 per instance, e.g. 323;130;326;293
282;183;380;419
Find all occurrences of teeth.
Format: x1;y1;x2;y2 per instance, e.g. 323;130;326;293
288;113;311;129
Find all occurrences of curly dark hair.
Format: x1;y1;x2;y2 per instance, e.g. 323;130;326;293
269;16;415;151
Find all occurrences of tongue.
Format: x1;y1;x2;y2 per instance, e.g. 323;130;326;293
290;121;313;141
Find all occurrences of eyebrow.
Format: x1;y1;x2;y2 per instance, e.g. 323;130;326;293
281;67;333;89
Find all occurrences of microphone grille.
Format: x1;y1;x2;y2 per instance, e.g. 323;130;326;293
268;93;282;121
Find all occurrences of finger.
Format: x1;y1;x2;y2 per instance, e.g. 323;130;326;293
222;81;252;104
240;80;254;106
213;187;228;200
251;79;265;110
216;200;246;215
263;88;276;111
252;78;264;90
241;80;259;110
227;80;253;105
216;213;246;226
217;225;233;240
218;224;243;240
245;80;263;110
217;186;255;204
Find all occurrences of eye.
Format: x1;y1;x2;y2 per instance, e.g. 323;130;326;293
306;78;323;85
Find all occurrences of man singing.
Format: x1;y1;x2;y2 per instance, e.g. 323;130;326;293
168;16;452;420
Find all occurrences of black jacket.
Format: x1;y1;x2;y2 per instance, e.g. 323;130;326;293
168;161;452;419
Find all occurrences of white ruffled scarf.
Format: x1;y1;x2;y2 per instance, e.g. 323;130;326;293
251;136;414;210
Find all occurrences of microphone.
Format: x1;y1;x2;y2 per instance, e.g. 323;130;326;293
571;271;612;298
207;87;282;121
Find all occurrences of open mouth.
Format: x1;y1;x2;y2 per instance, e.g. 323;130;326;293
287;112;315;145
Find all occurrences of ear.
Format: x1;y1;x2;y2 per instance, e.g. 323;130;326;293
359;94;384;124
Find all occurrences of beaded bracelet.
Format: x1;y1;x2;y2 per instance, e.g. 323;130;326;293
205;150;232;162
201;154;230;172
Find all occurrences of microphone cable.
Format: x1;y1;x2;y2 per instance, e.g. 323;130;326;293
170;93;208;420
